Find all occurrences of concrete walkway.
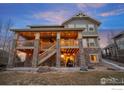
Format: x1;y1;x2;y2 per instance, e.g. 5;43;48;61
102;59;124;70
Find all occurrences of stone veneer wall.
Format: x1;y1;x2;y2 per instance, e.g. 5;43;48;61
83;48;101;63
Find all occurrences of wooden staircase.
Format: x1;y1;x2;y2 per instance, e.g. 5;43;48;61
38;44;56;66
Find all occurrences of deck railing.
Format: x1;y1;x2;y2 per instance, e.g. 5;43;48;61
41;42;55;50
39;44;56;60
82;31;98;36
60;39;79;47
17;40;34;48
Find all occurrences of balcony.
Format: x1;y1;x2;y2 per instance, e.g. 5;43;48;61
16;40;34;49
60;39;79;48
82;31;98;36
41;42;55;50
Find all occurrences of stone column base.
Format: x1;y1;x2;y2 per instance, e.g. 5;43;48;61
80;66;88;71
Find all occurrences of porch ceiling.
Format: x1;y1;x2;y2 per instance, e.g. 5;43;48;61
18;31;79;39
11;27;84;39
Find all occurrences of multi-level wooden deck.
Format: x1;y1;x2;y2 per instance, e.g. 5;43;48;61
8;28;87;68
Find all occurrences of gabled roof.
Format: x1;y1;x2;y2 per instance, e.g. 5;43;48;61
113;31;124;39
62;12;101;26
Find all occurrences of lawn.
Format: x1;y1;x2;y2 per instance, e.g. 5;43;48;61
0;71;124;85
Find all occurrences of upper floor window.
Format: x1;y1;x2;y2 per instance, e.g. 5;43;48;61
75;24;87;31
88;24;95;32
88;38;96;47
75;24;85;28
68;24;74;28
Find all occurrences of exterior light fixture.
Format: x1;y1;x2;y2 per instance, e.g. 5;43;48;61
61;54;64;58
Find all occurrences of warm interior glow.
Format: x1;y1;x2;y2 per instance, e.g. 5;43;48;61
63;54;75;63
17;51;26;62
61;54;64;58
90;55;97;62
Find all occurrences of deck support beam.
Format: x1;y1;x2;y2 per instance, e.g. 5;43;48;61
32;32;40;67
56;32;61;67
8;32;18;68
78;32;87;70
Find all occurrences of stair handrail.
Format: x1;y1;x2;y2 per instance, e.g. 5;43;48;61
40;42;55;50
39;43;56;60
40;43;55;56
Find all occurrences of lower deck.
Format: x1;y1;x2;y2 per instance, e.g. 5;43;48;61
15;47;101;68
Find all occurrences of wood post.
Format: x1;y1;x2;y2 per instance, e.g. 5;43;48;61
32;32;40;67
56;32;61;67
7;32;18;68
78;32;87;69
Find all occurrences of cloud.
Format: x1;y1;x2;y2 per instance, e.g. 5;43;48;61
33;10;69;24
75;3;107;18
76;3;106;9
100;8;124;17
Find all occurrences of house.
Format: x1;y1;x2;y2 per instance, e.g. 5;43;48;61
103;31;124;63
8;12;101;68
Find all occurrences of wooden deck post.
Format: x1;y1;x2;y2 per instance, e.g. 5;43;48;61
56;32;61;67
32;32;40;67
7;32;18;68
78;32;87;70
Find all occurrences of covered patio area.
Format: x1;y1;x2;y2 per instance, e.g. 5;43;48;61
8;27;87;68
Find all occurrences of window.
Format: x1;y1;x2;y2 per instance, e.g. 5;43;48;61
88;38;96;47
75;24;83;28
89;54;98;63
68;24;74;28
82;39;87;48
75;24;87;31
88;24;94;31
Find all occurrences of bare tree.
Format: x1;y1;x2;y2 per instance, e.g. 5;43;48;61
2;19;13;51
0;19;14;65
107;31;116;45
0;20;3;48
107;32;111;45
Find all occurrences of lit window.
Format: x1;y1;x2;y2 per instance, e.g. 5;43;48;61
90;54;98;63
61;54;64;58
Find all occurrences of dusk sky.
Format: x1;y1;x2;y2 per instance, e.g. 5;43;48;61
0;3;124;48
0;3;124;29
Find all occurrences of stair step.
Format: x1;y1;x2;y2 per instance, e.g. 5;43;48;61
38;44;56;65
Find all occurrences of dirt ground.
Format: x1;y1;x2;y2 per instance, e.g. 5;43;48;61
0;60;124;85
0;71;124;85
